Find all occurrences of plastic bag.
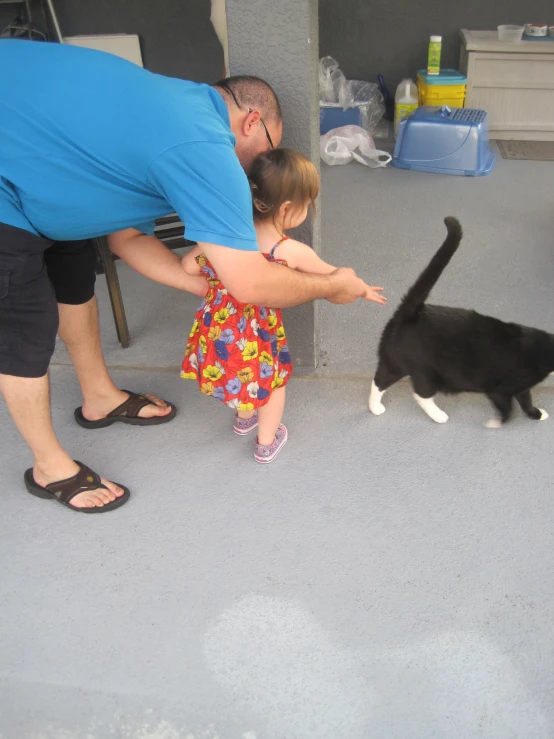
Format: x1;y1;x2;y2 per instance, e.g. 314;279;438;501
339;80;384;131
319;56;385;133
318;56;346;103
338;80;371;109
320;125;392;168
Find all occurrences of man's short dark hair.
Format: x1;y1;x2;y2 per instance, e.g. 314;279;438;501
214;75;282;123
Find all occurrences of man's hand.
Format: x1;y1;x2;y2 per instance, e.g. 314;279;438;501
326;268;386;305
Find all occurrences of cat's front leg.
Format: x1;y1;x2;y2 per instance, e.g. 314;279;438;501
413;394;449;424
515;390;549;421
411;375;448;424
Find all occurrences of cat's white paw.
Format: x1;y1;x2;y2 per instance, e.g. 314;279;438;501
369;380;386;415
369;401;386;416
539;409;549;421
433;410;449;424
485;418;502;429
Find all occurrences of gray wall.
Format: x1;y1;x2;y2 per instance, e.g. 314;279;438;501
319;0;554;91
226;0;321;371
0;0;223;81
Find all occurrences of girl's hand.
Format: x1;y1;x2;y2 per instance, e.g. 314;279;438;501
364;286;387;304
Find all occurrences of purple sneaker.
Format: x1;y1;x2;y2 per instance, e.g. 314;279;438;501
233;412;258;436
254;424;288;464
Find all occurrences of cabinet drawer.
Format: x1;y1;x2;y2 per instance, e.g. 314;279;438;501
470;53;554;90
467;87;554;130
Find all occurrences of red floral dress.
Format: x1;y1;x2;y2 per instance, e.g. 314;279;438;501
181;241;292;410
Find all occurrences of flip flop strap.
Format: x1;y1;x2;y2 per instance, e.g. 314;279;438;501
106;390;153;419
44;461;107;504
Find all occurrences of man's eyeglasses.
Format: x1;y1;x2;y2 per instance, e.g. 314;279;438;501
249;109;274;150
218;81;274;149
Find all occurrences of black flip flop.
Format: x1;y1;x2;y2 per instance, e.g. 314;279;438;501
75;390;177;429
24;461;130;513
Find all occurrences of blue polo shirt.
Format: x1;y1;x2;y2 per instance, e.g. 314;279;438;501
0;39;258;250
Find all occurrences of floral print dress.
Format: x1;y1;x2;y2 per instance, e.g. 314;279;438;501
181;241;292;410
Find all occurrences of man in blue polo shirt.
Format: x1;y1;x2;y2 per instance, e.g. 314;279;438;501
0;39;372;513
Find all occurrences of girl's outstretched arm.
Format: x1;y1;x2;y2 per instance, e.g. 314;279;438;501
281;239;336;275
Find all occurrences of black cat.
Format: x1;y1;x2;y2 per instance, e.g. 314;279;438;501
369;217;553;427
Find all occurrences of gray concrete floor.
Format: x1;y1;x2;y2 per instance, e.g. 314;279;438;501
319;141;554;377
2;152;554;738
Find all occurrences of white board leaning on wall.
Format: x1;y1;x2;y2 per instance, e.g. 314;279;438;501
63;34;144;67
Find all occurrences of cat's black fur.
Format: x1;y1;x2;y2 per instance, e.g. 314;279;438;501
370;217;554;425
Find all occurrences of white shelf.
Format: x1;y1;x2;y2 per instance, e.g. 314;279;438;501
460;30;554;141
461;30;554;55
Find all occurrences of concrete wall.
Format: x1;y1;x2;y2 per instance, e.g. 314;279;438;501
319;0;554;91
0;0;223;81
226;0;321;371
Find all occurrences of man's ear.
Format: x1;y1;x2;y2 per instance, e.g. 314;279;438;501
243;108;261;137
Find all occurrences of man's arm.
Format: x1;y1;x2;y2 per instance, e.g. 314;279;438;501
108;229;207;296
200;242;371;308
283;241;386;305
108;230;377;307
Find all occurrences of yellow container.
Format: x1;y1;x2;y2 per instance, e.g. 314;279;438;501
417;70;466;109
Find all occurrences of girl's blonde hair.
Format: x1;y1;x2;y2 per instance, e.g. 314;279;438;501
248;148;320;224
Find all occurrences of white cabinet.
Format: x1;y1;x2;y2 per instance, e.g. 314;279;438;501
460;30;554;141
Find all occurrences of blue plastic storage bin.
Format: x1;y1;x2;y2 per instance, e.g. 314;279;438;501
320;103;364;134
392;105;495;176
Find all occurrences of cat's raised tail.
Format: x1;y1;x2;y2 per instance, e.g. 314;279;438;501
394;216;463;322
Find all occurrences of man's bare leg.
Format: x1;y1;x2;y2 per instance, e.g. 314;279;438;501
0;372;124;508
57;297;172;421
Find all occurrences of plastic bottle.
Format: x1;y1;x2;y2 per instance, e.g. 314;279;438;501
394;78;418;136
427;35;442;75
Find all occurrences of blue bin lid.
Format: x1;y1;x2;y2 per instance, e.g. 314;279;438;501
417;69;467;85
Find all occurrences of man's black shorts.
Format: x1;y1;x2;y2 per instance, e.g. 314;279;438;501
0;223;97;378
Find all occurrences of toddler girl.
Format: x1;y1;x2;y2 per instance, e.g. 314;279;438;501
181;148;385;463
